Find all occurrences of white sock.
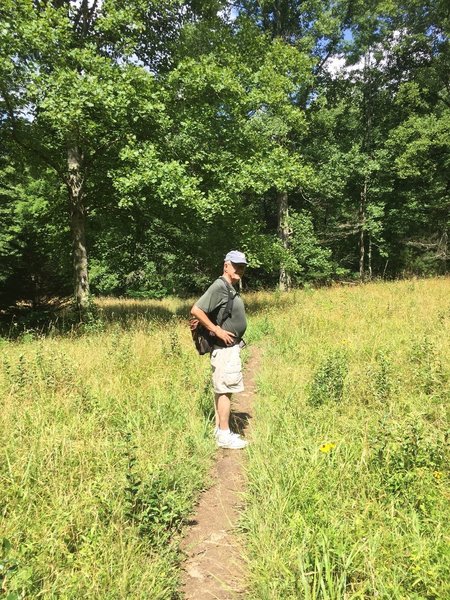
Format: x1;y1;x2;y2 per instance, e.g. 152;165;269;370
218;428;230;436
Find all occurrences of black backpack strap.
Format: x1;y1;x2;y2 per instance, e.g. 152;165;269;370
218;276;235;326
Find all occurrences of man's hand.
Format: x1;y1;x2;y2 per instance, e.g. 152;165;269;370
190;305;235;346
215;326;235;346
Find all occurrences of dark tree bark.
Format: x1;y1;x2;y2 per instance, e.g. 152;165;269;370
67;145;89;313
278;190;292;291
359;178;367;281
359;51;373;281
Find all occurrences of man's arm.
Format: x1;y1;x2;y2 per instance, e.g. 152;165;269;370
190;305;236;346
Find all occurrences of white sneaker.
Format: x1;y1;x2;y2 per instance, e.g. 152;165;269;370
214;428;244;439
216;431;248;449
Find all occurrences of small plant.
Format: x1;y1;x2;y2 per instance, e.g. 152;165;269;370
161;328;181;357
1;357;12;387
136;471;191;540
197;376;215;422
169;330;180;355
0;538;18;595
4;355;34;396
123;432;142;523
307;350;348;407
15;355;28;390
410;336;447;397
123;433;191;543
371;350;392;402
0;538;35;599
370;418;449;506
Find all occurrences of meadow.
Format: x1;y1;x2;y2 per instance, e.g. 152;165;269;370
1;278;449;599
1;298;215;599
243;278;450;599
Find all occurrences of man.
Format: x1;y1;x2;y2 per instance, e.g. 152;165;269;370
191;250;248;449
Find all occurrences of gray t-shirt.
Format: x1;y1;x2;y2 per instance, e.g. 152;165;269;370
195;277;247;339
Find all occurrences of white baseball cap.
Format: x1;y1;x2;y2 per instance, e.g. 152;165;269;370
224;250;248;265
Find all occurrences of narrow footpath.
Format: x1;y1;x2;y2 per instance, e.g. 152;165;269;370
180;347;261;600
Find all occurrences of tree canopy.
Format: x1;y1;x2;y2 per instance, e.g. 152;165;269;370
0;0;448;308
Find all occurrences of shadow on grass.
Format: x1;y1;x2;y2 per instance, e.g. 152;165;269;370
0;298;194;339
230;411;252;436
96;299;194;323
243;289;302;316
0;288;298;340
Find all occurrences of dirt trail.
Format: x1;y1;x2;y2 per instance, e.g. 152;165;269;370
180;347;261;600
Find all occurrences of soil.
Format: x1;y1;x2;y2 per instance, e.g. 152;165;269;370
180;347;261;600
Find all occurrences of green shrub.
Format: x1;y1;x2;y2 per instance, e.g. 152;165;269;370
307;350;348;407
370;418;449;507
124;434;200;543
410;336;447;397
369;350;393;402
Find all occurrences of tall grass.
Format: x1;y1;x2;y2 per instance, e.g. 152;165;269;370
1;303;215;599
2;280;449;599
243;278;450;599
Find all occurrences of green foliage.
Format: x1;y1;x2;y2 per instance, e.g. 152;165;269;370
1;0;448;306
288;210;335;282
410;336;447;397
371;350;393;402
89;259;121;296
114;141;206;211
307;349;348;407
0;538;21;598
370;418;449;508
0;310;214;598
124;435;196;542
243;279;450;599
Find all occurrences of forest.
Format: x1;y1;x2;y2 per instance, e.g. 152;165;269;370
1;0;449;311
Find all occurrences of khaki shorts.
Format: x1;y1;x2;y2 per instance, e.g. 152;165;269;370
210;344;244;395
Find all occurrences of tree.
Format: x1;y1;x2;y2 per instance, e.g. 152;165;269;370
302;0;449;279
235;0;352;288
0;0;190;313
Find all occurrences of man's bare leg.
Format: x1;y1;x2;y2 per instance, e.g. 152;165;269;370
215;393;231;430
215;392;247;448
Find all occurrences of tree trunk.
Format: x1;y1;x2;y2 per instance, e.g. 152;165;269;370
359;179;367;281
368;233;372;280
440;229;448;273
360;51;371;282
277;190;291;291
67;145;89;314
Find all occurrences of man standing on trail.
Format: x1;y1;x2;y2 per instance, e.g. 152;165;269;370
191;251;248;449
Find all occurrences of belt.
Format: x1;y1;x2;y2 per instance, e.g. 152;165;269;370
213;338;243;349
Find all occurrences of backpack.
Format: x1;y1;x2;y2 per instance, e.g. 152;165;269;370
189;277;235;355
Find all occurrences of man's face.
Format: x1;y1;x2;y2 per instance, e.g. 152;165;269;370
224;261;246;283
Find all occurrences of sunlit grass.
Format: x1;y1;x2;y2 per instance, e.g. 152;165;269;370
2;279;449;598
1;312;214;598
243;277;450;599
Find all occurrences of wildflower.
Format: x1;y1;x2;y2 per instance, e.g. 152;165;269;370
319;442;337;453
433;471;443;480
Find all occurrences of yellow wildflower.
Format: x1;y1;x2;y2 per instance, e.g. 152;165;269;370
319;442;337;453
433;471;443;480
